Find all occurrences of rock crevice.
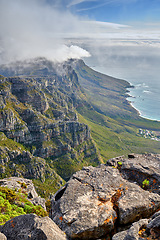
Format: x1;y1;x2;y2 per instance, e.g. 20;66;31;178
51;154;160;239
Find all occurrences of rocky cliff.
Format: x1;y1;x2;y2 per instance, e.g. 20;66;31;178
0;58;101;197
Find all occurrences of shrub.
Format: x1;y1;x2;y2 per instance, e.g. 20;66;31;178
0;186;48;225
118;161;122;166
0;187;17;204
142;179;149;189
17;181;27;189
24;204;33;213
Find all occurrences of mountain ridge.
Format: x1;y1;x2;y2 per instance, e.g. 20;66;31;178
0;58;101;197
1;57;160;195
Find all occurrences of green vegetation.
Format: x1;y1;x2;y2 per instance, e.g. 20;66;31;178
77;108;160;162
0;186;47;225
33;178;65;199
75;62;160;162
142;179;150;189
0;132;26;152
45;199;51;215
1;59;160;204
118;161;122;166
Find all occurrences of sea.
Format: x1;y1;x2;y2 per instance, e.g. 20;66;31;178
80;39;160;122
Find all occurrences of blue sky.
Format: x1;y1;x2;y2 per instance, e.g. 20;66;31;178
50;0;160;24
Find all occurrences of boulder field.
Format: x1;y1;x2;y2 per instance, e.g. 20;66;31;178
0;153;160;239
51;153;160;239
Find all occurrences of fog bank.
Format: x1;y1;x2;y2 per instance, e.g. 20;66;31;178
0;0;91;64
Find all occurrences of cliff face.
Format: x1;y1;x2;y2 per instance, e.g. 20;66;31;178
0;59;101;196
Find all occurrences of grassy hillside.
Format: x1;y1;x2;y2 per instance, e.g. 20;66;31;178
77;108;160;162
75;60;138;119
75;60;160;129
75;61;160;161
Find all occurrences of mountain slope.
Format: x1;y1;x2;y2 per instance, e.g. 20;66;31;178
0;58;160;184
0;59;101;197
75;60;160;129
73;60;160;160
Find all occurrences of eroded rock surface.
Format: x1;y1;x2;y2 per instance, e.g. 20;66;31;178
112;219;149;240
107;153;160;194
146;210;160;239
51;161;160;239
1;214;68;240
112;211;160;240
0;177;46;210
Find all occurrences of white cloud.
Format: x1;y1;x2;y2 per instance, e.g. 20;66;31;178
74;0;138;12
84;20;130;29
67;0;97;8
0;0;91;64
1;0;160;65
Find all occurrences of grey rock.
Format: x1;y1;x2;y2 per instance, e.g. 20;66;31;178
146;210;160;239
1;214;68;240
107;153;160;195
0;177;46;210
51;165;160;239
112;219;149;240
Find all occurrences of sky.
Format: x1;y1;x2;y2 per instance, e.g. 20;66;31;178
0;0;160;63
51;0;160;24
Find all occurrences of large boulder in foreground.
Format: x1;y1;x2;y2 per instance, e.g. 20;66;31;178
1;214;67;240
51;159;160;239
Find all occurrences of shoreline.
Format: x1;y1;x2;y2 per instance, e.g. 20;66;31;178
127;87;160;123
82;60;160;123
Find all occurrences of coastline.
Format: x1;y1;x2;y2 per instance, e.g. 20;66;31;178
127;87;160;122
79;60;160;123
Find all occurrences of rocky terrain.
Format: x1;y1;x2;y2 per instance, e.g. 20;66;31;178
0;154;159;239
0;177;46;210
0;58;160;239
0;58;101;197
51;153;160;239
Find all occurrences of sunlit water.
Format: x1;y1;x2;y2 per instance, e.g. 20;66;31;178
80;39;160;121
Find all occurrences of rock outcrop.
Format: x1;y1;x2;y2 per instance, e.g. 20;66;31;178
107;153;160;195
1;214;68;240
51;154;160;239
0;154;159;239
0;59;100;179
0;177;46;210
113;211;160;240
0;58;101;196
112;219;149;240
0;138;65;197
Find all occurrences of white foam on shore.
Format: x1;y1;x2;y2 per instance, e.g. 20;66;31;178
127;86;160;122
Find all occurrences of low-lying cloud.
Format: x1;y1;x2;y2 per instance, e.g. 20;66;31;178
0;0;91;64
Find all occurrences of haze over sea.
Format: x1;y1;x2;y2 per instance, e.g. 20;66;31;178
79;39;160;122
